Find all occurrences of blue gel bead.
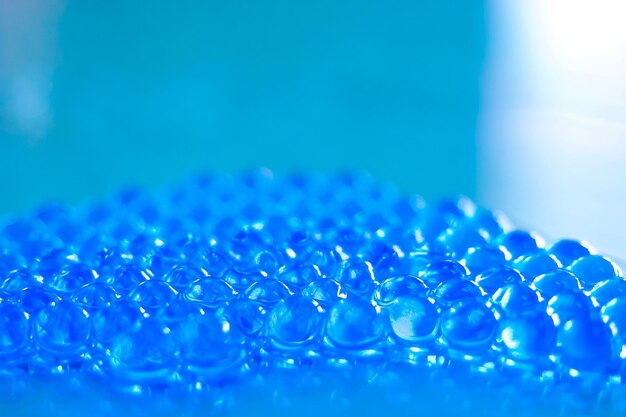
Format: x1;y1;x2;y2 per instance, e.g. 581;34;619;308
568;255;621;289
71;282;120;311
268;296;323;348
277;263;322;289
531;270;581;299
511;253;561;281
47;263;98;294
420;260;467;287
497;231;543;260
461;245;506;276
196;248;231;278
184;278;236;308
373;275;428;307
339;262;376;295
228;300;267;338
590;279;626;307
326;299;385;350
1;270;43;294
462;207;504;241
491;283;541;316
0;252;24;277
557;318;616;373
546;292;595;327
499;310;556;362
35;249;77;277
601;297;626;337
105;317;178;381
307;246;340;279
129;280;178;310
245;279;292;307
15;287;61;315
177;309;244;377
387;296;439;344
35;300;90;355
106;265;152;293
441;299;498;351
436;224;486;259
301;279;347;307
548;239;593;267
475;267;523;295
164;264;209;290
431;279;482;306
91;301;144;343
0;303;31;359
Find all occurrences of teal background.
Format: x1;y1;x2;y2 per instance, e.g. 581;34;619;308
0;0;486;214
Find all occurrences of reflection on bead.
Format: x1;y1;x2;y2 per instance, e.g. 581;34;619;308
497;231;543;260
491;283;540;317
36;300;90;355
511;253;561;281
548;239;593;267
268;296;323;348
499;310;556;362
557;318;616;373
301;279;346;307
461;246;506;276
531;270;581;299
373;275;428;307
388;296;439;344
184;278;236;308
326;299;385;350
568;255;621;289
129;280;177;310
546;292;595;327
590;279;626;308
0;303;31;359
245;280;291;307
72;282;120;311
441;299;497;351
475;267;523;294
432;279;482;307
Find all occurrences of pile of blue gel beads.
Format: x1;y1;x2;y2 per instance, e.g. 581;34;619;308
2;170;626;416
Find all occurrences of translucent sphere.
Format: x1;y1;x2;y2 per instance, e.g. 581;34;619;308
548;239;592;267
491;283;541;316
497;231;543;260
1;270;42;294
568;255;621;289
421;260;467;287
441;300;497;351
373;275;428;307
15;287;61;316
268;296;323;347
184;278;236;308
461;245;506;276
546;292;595;327
105;316;178;381
36;300;90;355
601;297;626;337
228;299;267;338
71;282;120;311
339;262;376;296
177;309;244;377
512;253;561;281
277;263;322;289
531;270;581;299
106;265;152;294
164;264;209;290
388;296;439;344
129;280;178;310
558;318;616;373
91;300;144;343
432;279;482;306
301;279;347;307
475;267;523;294
47;264;98;294
0;303;31;358
245;279;292;307
499;310;557;361
590;279;626;308
326;299;385;350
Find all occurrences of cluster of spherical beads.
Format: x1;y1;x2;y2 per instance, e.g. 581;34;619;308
1;171;626;395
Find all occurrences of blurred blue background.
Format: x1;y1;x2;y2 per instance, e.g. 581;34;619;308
3;0;626;256
0;0;485;212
